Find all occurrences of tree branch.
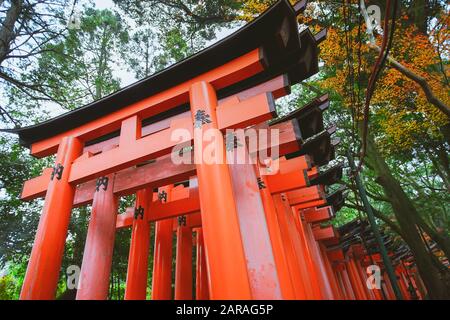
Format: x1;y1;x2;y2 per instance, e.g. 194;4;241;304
370;44;450;117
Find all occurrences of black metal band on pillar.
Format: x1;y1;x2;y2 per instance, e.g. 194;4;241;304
158;190;168;203
50;164;64;181
134;205;144;220
178;215;187;226
95;177;109;191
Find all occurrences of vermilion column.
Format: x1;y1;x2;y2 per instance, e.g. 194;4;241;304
76;173;118;300
355;258;376;300
256;171;296;299
396;268;410;300
340;267;356;300
195;228;210;300
124;188;151;300
189;81;251;299
303;219;336;299
382;272;396;300
333;268;348;300
175;219;193;300
346;259;368;300
291;209;326;299
21;136;83;300
228;143;282;299
319;244;344;299
152;185;174;300
272;194;310;299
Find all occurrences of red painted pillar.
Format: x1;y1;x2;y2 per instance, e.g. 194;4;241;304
255;170;296;300
354;258;376;300
292;210;329;299
303;220;336;299
319;244;344;299
152;185;174;300
334;268;350;300
175;219;193;300
189;81;252;299
340;267;356;300
382;272;396;300
346;258;368;300
76;173;118;300
124;188;151;300
195;228;210;300
21;136;83;300
228;142;282;299
272;194;311;299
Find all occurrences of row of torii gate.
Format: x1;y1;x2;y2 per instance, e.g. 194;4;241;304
11;0;424;300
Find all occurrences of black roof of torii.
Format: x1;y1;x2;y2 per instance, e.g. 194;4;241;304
4;0;324;149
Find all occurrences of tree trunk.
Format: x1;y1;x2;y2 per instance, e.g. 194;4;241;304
364;131;450;299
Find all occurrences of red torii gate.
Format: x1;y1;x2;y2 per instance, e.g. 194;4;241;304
7;0;390;300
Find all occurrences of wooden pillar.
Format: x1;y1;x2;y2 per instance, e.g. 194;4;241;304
382;271;396;300
319;244;344;299
76;173;118;300
396;267;411;300
21;136;83;300
152;185;174;300
302;221;335;300
189;81;251;299
354;258;376;300
292;209;328;299
340;267;356;300
124;188;151;300
174;219;193;300
228;142;282;299
255;170;296;299
195;228;210;300
272;194;311;299
346;258;368;300
334;268;351;300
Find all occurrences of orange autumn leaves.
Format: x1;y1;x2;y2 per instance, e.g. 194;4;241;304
240;2;449;155
308;6;449;154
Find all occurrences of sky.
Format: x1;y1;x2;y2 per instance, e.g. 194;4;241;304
28;0;240;119
89;0;239;87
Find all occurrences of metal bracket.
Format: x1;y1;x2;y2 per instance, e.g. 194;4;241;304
178;215;187;227
134;205;144;220
158;190;168;203
95;176;109;192
257;177;266;190
194;109;212;128
51;163;64;181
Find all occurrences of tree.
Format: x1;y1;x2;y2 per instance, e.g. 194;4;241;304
295;0;450;298
0;0;72;108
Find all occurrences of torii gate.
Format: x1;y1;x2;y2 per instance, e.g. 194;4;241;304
6;0;368;300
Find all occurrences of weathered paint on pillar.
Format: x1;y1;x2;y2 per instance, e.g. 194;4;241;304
255;167;296;300
175;221;193;300
76;173;118;300
124;188;151;300
189;81;252;299
21;136;83;300
272;194;310;299
227;142;282;299
195;228;210;300
152;185;174;300
300;217;335;299
319;244;344;299
291;208;326;299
